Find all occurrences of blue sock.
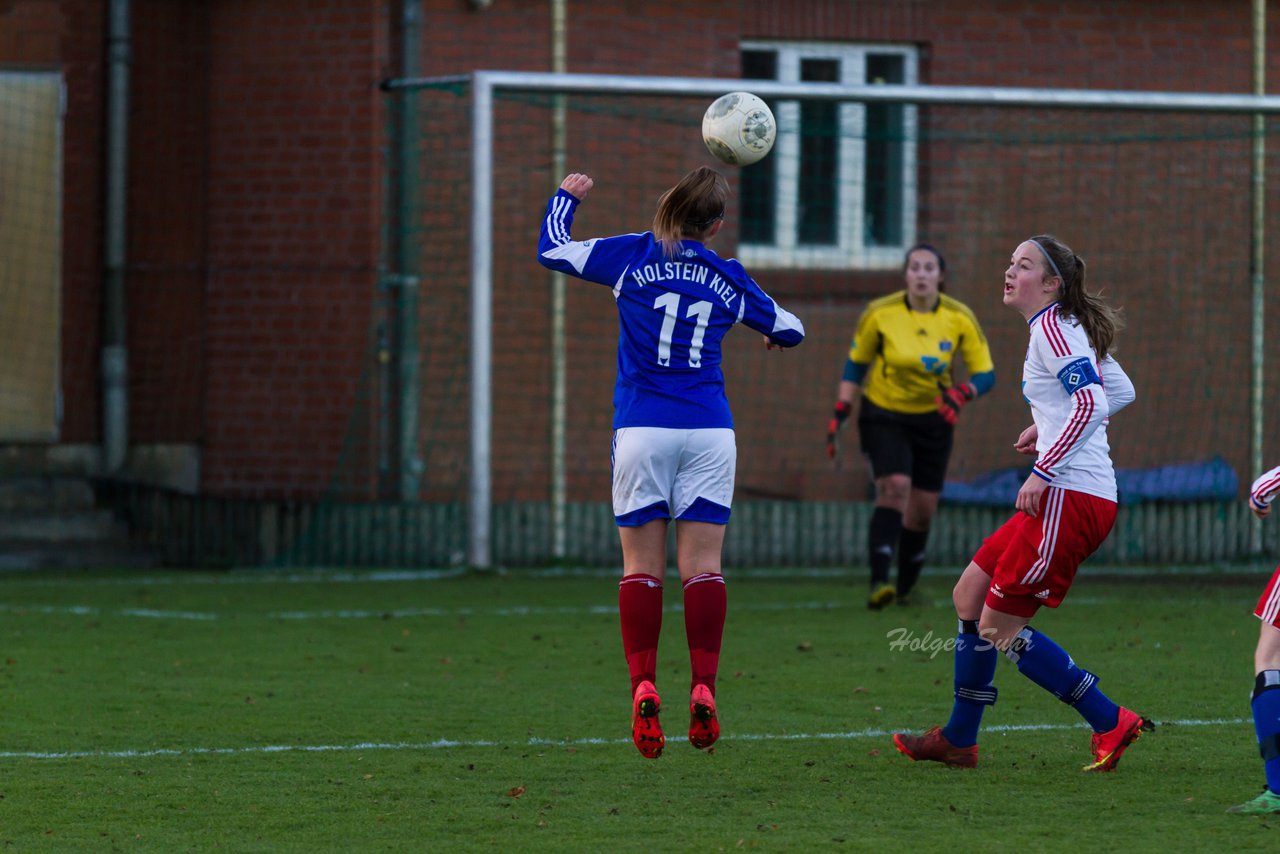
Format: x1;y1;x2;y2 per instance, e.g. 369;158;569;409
942;620;997;748
1008;627;1119;733
1252;671;1280;794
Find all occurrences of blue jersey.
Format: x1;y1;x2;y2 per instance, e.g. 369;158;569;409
537;189;805;429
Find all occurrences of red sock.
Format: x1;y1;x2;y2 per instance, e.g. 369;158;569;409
619;573;664;694
683;572;726;695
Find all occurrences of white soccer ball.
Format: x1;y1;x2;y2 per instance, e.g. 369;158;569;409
701;91;776;167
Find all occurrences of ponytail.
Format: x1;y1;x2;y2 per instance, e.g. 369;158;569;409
654;166;729;259
1029;233;1124;360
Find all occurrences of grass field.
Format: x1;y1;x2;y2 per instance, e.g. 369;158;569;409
0;565;1277;851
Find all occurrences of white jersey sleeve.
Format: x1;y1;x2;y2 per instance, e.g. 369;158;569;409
1099;355;1135;416
1251;465;1280;510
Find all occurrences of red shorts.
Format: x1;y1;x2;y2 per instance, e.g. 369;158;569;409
972;487;1117;618
1256;566;1280;628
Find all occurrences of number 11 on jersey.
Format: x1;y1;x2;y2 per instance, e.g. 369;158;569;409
653;293;712;368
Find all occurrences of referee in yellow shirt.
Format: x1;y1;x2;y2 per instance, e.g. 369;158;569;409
826;244;995;609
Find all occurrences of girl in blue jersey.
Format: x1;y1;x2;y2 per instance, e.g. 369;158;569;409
537;167;805;759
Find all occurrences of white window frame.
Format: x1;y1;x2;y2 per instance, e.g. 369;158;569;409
737;41;919;271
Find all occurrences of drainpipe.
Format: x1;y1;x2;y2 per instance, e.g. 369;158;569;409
101;0;131;474
395;0;424;500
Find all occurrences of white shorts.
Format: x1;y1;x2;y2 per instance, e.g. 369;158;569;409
611;427;736;527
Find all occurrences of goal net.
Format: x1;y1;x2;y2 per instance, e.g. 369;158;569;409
375;72;1279;568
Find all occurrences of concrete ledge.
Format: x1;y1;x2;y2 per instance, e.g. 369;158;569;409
0;444;199;493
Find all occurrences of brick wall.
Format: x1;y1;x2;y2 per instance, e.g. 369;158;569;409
3;0;1278;501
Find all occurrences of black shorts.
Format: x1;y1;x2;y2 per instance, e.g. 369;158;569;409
857;399;954;492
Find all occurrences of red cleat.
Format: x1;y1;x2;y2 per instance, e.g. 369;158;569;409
1082;706;1154;772
631;680;664;759
688;683;720;750
892;726;978;768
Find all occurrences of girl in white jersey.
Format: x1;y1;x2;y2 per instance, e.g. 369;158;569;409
894;234;1153;772
1227;465;1280;815
537;168;804;760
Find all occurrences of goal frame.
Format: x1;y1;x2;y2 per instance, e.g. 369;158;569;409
382;69;1280;570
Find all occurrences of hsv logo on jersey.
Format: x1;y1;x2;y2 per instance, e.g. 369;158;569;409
1056;356;1100;395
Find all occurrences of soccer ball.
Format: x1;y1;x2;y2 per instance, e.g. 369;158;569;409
701;92;776;167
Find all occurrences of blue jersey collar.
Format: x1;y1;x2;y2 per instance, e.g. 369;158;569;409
1027;301;1059;326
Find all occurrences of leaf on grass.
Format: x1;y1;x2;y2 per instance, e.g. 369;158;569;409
866;749;880;757
507;785;526;798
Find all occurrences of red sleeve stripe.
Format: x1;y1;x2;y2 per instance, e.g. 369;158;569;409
1253;474;1280;505
1040;389;1095;468
1038;310;1071;358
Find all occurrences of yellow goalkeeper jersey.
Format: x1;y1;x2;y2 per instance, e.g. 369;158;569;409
847;292;995;415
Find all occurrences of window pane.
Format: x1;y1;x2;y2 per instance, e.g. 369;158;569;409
798;59;838;246
865;54;905;247
740;50;776;244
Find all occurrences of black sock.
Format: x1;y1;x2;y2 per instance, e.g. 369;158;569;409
868;506;902;586
897;528;928;596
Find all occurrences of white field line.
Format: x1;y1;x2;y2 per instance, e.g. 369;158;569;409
0;717;1250;761
0;596;1200;621
1;564;1273;588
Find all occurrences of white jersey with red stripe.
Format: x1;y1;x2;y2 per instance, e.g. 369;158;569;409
1023;303;1116;502
1251;465;1280;512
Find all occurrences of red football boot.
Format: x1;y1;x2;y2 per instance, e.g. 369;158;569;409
688;683;720;750
631;680;664;759
892;726;978;768
1082;707;1154;772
